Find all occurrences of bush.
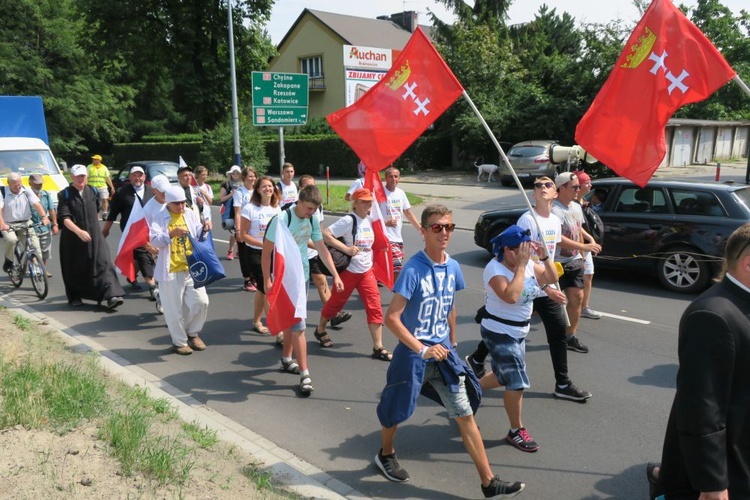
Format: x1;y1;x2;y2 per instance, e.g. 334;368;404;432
264;134;453;177
201;120;268;175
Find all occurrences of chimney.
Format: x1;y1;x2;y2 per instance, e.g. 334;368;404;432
384;11;418;33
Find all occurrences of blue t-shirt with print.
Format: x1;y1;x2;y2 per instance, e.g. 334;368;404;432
393;250;465;344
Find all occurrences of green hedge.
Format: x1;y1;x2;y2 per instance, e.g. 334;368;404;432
264;134;453;177
141;134;203;143
112;142;202;167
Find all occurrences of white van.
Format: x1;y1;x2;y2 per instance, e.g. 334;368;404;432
0;137;69;204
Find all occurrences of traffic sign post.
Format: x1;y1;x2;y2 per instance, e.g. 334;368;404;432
252;72;309;126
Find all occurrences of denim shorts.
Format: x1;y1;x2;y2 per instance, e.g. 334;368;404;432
424;362;473;419
481;326;530;391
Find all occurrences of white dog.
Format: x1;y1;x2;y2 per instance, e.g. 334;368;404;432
474;161;499;182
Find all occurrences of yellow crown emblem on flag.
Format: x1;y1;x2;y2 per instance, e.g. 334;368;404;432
387;60;412;90
620;27;657;69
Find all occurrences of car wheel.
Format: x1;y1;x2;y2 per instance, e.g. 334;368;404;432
657;246;711;293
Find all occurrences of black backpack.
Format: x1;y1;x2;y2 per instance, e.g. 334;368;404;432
319;214;357;277
582;204;605;244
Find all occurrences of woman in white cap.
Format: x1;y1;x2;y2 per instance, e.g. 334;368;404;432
57;164;125;309
149;185;210;355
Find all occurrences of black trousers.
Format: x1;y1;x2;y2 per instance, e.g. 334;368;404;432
237;241;252;280
473;296;570;386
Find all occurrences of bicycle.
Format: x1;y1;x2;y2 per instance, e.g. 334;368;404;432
6;222;48;299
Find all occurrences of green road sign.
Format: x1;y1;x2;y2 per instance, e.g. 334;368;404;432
252;72;309;126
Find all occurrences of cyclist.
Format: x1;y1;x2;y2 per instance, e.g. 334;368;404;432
0;172;49;272
28;173;58;276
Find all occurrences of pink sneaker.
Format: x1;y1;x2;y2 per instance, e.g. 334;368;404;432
227;250;234;260
243;280;256;292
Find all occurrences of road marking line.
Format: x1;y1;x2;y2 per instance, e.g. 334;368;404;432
598;312;651;325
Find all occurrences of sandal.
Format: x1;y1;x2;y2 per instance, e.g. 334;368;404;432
371;347;392;362
280;358;300;374
330;311;352;327
299;376;314;395
252;322;270;335
314;328;334;348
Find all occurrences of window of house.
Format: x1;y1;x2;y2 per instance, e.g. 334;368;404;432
300;56;323;77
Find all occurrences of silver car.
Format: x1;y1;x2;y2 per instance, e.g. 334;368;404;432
500;140;557;186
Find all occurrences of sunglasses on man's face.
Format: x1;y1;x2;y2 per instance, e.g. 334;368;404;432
423;223;456;233
534;181;554;189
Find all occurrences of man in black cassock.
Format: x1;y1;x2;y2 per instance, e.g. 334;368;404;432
57;164;124;309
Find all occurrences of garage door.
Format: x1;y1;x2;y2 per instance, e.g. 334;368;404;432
670;128;694;166
695;127;715;164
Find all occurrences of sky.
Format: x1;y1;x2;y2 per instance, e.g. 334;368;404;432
267;0;747;44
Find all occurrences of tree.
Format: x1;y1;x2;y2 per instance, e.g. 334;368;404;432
677;0;750;120
0;0;135;154
75;0;276;134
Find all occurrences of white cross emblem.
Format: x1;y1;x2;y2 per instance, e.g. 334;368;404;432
413;96;430;116
648;51;668;75
666;69;690;95
402;81;417;101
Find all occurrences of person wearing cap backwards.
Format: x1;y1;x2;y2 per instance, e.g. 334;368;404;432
551;171;601;354
478;225;565;454
314;187;391;361
0;172;50;273
28;173;58;276
574;171;602;320
374;204;525;498
87;154;114;220
150;185;211;355
103;165;157;297
57;164;125;309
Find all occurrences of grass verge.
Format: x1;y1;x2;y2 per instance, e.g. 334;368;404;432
0;310;296;498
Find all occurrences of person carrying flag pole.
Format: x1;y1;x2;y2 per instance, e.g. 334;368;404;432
262;185;343;396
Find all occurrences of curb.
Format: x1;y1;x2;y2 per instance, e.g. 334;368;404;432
2;295;365;500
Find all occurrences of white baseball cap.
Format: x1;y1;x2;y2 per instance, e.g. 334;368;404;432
70;164;87;177
226;165;241;175
129;166;145;175
150;174;171;193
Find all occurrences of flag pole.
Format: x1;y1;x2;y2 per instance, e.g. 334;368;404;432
460;90;570;325
733;75;750;98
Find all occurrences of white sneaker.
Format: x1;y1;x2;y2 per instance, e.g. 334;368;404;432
581;307;601;319
153;288;163;314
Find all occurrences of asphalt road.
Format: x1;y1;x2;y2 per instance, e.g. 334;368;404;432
0;190;698;499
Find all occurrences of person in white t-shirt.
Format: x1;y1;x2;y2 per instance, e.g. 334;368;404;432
345;160;367;202
299;175;351;328
382;167;421;279
314;188;390;361
233;166;257;291
239;176;281;335
277;162;298;209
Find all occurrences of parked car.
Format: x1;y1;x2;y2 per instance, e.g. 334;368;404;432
112;160;180;190
474;178;750;293
500;140;558;187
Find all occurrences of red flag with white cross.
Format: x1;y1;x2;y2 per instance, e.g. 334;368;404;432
575;0;735;187
327;28;464;172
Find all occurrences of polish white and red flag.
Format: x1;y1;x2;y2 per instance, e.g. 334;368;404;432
364;169;394;289
114;200;149;282
266;218;306;335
